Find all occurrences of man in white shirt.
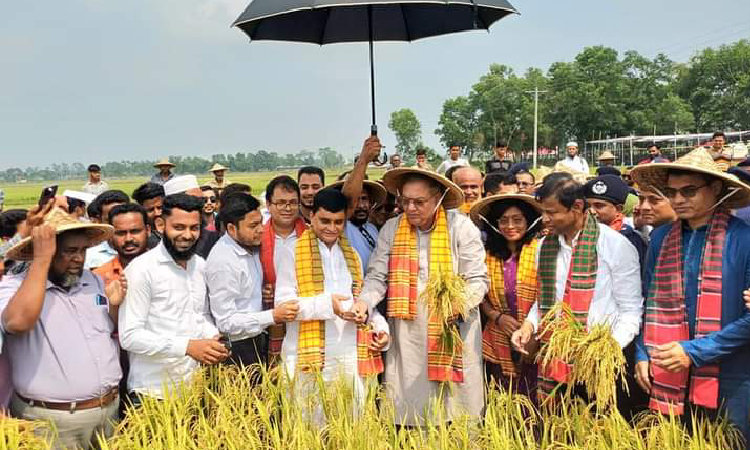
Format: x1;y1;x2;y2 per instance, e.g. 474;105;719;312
206;192;299;368
119;193;229;402
512;176;642;402
557;142;590;174
274;188;389;422
436;144;469;175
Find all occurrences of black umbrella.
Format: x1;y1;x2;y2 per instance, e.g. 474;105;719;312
232;0;518;136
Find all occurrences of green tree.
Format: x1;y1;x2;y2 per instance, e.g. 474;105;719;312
388;109;422;158
435;96;480;161
676;39;750;130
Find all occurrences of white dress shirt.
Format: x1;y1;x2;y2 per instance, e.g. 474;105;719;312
206;234;275;342
274;239;389;377
526;223;643;348
84;241;117;270
119;243;218;399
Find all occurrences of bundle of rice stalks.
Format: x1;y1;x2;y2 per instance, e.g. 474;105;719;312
537;302;627;411
421;271;469;355
0;417;52;450
634;410;744;450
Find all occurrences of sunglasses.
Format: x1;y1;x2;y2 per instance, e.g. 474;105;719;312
204;196;217;203
662;183;710;199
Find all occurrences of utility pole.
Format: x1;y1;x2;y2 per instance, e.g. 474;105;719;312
526;87;547;169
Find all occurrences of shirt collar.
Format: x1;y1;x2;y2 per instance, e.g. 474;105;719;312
224;233;250;256
45;271;91;293
155;241;195;269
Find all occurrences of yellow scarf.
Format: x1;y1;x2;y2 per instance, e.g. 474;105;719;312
295;230;383;375
483;240;538;376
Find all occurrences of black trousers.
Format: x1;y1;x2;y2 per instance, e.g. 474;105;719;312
225;334;268;368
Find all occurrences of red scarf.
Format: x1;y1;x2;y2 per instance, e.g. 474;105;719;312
645;210;727;415
260;217;307;362
608;212;624;232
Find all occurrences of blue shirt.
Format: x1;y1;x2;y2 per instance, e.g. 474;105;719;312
636;216;750;446
344;221;379;272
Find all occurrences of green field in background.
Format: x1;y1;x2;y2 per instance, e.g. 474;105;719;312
1;168;387;210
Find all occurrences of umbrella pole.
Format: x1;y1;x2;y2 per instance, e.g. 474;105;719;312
368;5;377;136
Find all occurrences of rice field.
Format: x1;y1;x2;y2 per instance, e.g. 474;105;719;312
1;168;386;210
1;365;742;450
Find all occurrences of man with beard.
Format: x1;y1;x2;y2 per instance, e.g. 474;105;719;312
85;190;129;270
200;186;218;232
132;182;165;248
206;193;300;368
0;209;124;449
340;136;387;269
297;166;325;224
164;175;219;258
94;204;150;286
638;143;670;165
119;194;229;402
557;142;590;174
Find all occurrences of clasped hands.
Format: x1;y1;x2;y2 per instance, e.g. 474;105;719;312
333;294;369;324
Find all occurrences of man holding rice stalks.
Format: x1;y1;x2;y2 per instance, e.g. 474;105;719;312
273;188;390;423
353;166;489;427
511;176;643;407
631;147;750;448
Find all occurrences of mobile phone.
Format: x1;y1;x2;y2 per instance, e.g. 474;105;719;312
218;334;232;352
38;185;58;207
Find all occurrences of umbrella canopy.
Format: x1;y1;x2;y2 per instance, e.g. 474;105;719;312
232;0;518;44
232;0;518;136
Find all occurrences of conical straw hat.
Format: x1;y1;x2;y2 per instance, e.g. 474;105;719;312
382;167;464;209
468;193;541;227
326;180;388;208
209;163;228;173
597;150;616;161
153;158;175;168
630;147;750;209
5;208;114;261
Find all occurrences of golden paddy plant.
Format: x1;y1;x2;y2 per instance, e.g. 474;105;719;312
9;364;744;449
421;271;470;361
537;302;627;411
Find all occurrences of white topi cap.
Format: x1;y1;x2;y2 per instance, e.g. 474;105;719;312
566;141;579;148
164;175;200;196
62;190;97;204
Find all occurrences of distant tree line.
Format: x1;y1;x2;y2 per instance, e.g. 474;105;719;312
0;148;346;182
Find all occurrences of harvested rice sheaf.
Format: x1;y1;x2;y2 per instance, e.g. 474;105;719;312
537;302;627;411
421;271;470;355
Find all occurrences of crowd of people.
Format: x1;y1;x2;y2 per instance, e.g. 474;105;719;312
1;130;750;449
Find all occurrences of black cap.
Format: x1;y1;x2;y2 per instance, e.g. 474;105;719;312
728;166;750;185
87;164;101;172
583;175;628;205
508;162;530;176
596;166;621;177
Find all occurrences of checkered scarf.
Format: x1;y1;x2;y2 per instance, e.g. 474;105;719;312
260;218;307;364
536;212;599;401
483;240;538;376
645;210;727;415
458;202;474;215
388;207;464;382
294;229;383;376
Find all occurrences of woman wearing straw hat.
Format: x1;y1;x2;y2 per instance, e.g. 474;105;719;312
354;167;489;427
631;147;750;448
0;208;125;449
150;158;176;186
469;194;542;403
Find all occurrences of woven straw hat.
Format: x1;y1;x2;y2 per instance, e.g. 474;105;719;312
153;158;175;168
631;147;750;209
468;194;541;227
209;163;228;173
597;150;616;161
327;180;388;208
5;208;114;261
382;167;464;209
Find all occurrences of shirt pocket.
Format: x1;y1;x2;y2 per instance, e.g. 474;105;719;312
81;302;115;334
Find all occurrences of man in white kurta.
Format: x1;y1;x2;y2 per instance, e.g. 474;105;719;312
274;188;389;422
357;170;489;427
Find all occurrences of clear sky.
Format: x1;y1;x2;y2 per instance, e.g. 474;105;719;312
1;0;748;170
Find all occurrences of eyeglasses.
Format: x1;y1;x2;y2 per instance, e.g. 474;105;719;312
662;183;710;199
397;194;436;209
204;196;216;203
270;200;300;210
498;217;526;228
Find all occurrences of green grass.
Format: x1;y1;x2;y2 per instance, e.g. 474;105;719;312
1;169;387;210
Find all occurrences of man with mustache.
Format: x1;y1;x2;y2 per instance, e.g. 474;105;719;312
119;193;229;403
94;204;150;286
297;166;325;224
0;208;124;448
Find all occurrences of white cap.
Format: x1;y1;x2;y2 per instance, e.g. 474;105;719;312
62;190;96;204
164;175;199;196
566;141;578;148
